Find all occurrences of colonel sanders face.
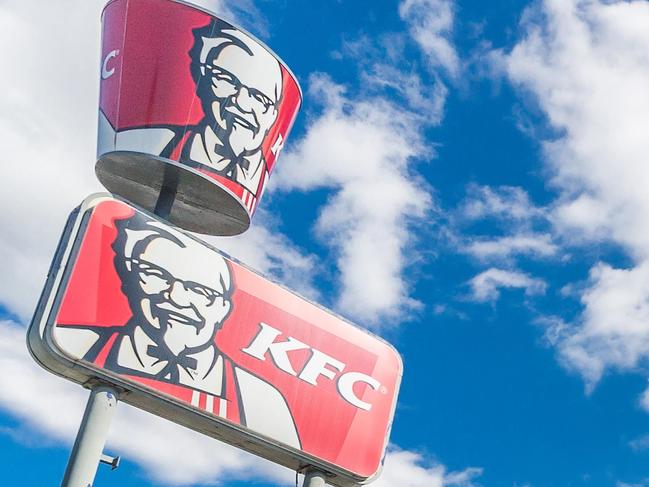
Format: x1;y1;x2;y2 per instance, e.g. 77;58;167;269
120;223;232;356
197;25;282;158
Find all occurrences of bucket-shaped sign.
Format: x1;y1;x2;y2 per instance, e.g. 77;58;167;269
96;0;302;235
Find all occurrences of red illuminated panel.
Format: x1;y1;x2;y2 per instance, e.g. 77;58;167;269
52;199;401;479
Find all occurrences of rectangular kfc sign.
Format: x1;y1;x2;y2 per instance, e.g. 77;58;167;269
28;194;402;485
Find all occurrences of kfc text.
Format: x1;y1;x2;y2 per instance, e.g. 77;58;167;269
242;323;382;411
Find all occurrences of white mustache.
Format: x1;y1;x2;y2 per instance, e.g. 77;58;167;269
156;302;201;322
225;106;257;131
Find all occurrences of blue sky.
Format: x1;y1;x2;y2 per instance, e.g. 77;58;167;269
2;0;649;486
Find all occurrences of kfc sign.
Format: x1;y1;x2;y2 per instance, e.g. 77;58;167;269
95;0;301;236
28;195;402;486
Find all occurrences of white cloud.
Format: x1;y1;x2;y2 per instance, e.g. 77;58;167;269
550;194;612;245
106;408;289;486
272;1;460;326
0;0;105;319
373;448;482;487
273;74;436;325
498;0;649;398
617;482;649;487
641;387;649;413
503;0;649;255
334;32;449;119
460;185;545;224
464;234;557;261
456;185;557;262
363;62;449;121
629;433;649;451
0;321;86;437
399;0;460;77
468;268;547;303
554;262;649;388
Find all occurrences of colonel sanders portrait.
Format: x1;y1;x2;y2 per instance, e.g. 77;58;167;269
97;17;284;195
54;213;300;448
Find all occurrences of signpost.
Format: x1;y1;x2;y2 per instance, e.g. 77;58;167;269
29;195;403;486
26;0;403;485
60;387;118;487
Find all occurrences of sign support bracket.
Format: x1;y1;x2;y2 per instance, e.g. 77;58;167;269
60;385;119;487
302;468;328;487
153;164;179;220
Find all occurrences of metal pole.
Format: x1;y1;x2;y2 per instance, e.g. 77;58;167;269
61;386;118;487
303;469;327;487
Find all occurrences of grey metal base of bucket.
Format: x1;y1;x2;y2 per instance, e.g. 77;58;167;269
96;151;251;236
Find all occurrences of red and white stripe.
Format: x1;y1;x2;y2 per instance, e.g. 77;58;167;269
191;390;228;419
241;189;257;215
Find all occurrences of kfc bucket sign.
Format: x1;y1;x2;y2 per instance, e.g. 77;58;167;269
95;0;301;236
28;195;403;486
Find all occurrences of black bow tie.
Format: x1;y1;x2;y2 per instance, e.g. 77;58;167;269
147;344;198;381
218;152;250;175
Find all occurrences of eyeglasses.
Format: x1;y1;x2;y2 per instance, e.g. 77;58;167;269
202;64;276;112
126;258;225;305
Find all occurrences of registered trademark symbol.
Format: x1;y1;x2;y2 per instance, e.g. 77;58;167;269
380;386;388;394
